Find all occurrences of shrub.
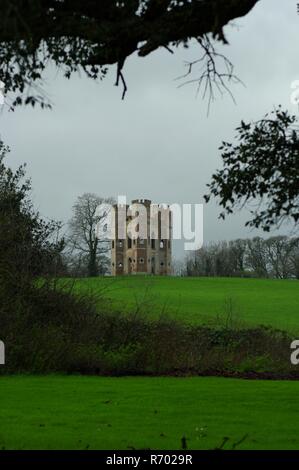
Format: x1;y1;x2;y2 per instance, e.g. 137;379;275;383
0;280;296;378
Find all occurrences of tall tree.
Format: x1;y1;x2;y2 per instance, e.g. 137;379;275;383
0;141;64;294
68;193;114;277
264;236;299;279
229;239;247;273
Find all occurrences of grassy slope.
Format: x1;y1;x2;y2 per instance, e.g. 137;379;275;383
1;376;299;450
75;276;299;333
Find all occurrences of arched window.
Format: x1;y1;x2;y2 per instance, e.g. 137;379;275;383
160;240;164;249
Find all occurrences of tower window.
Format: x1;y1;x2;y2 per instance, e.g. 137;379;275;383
112;241;114;249
139;258;144;264
118;262;123;268
160;262;164;266
160;240;164;249
128;238;132;249
151;239;155;249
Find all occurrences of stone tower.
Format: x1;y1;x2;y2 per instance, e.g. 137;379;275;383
111;199;172;276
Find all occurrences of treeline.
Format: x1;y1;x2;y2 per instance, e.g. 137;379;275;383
185;237;299;279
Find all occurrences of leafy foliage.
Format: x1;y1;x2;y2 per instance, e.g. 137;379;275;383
0;0;259;107
205;108;299;231
0;141;64;291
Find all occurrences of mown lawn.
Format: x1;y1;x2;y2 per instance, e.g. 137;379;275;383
0;376;299;450
74;276;299;333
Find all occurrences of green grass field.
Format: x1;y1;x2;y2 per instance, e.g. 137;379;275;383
1;375;299;450
5;277;297;450
74;276;299;333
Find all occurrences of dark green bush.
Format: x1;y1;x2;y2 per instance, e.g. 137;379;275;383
0;280;296;378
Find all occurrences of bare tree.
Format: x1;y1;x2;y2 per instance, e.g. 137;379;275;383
185;240;247;277
185;236;299;279
263;236;299;279
68;193;114;277
171;258;186;277
245;237;269;278
229;239;247;274
290;246;299;280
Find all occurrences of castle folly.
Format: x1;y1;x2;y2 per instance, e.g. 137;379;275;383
111;199;172;276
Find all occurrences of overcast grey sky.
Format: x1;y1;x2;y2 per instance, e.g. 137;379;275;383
0;0;297;258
